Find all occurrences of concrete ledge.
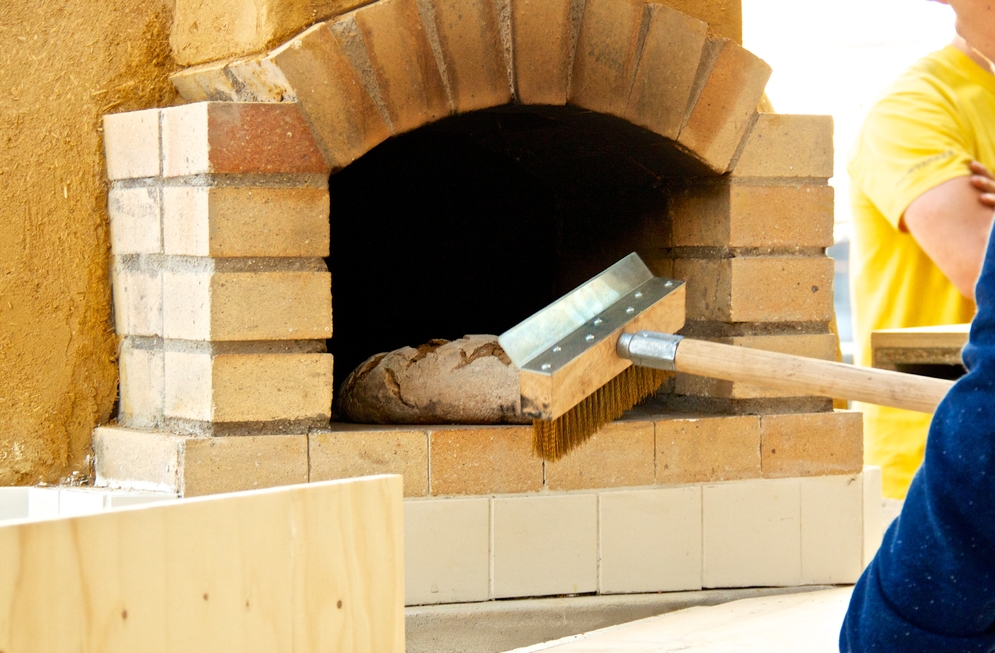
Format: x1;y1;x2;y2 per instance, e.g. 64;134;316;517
405;586;834;653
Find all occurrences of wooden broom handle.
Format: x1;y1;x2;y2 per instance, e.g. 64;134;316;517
674;338;954;414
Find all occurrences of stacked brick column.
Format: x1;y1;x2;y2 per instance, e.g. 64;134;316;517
102;102;333;489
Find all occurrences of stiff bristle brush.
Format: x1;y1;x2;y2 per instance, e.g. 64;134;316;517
498;253;956;461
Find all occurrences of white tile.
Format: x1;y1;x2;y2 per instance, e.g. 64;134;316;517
703;478;801;588
105;492;178;509
27;488;61;519
599;487;702;594
0;487;30;522
863;466;884;568
492;494;597;599
108;187;162;255
800;474;863;584
58;489;107;517
404;497;490;605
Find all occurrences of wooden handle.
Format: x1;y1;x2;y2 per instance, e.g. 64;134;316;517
673;339;955;414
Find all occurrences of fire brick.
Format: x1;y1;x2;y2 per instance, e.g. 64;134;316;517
162;186;330;258
270;22;392;169
624;4;708;140
678;39;772;172
160;102;328;177
761;411;863;478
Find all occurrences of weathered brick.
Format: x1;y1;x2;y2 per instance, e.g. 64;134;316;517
624;4;708;140
224;54;294;102
111;259;163;337
733;113;834;178
163;352;334;423
429;426;541;495
510;0;574;105
428;0;510;112
761;411;863;478
675;333;839;399
678;39;771;172
108;186;162;255
673;256;834;323
270;22;391;170
118;339;164;428
161;102;328;177
104;109;160;180
162;186;330;257
568;0;644;116
309;428;429;497
351;0;452;134
93;426;183;493
544;420;654;491
182;434;309;496
162;268;332;341
169;60;239;102
656;415;761;484
670;183;834;248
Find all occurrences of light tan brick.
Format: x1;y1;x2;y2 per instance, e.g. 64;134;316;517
169;60;239;102
108;187;162;255
161;102;328;177
429;426;541;495
162;269;332;341
309;428;428;497
224;54;294;102
510;0;574;105
428;0;510;112
678;39;771;172
676;334;838;399
761;411;863;478
93;426;184;493
544;421;654;491
624;4;708;140
103;109;160;180
118;340;164;428
569;0;644;116
163;352;334;423
670;183;834;248
656;415;761;484
673;256;834;323
270;22;391;170
181;434;309;496
351;0;452;135
162;186;330;257
112;260;163;337
733;114;834;178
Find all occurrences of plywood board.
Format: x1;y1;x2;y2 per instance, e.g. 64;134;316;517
0;475;404;653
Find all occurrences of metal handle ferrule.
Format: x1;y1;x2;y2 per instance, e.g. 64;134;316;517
617;331;683;371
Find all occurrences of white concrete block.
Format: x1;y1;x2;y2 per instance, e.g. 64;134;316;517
27;488;61;519
118;340;164;428
800;474;863;584
111;261;163;337
0;487;30;522
863;465;884;568
404;497;490;605
492;494;597;599
599;487;702;594
703;478;801;588
103;109;161;180
108;186;162;255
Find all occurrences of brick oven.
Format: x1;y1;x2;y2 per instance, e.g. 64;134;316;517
94;0;878;605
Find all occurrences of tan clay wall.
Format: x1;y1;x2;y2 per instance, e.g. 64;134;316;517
171;0;742;66
0;0;177;484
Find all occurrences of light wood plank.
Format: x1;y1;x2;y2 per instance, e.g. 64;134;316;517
871;324;970;351
0;476;404;653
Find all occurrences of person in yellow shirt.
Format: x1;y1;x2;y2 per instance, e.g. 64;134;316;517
849;34;995;500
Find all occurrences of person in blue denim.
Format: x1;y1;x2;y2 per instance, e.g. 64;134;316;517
841;4;995;649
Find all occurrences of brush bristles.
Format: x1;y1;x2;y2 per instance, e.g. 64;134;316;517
532;365;670;461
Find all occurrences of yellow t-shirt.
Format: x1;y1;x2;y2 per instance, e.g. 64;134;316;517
849;46;995;499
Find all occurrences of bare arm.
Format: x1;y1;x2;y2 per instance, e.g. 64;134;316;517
902;175;995;301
